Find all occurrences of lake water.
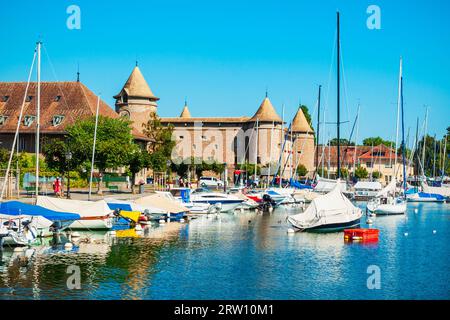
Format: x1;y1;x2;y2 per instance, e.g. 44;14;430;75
0;202;449;300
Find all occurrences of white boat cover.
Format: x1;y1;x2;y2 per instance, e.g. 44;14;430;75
36;196;112;218
314;175;347;193
135;193;188;214
375;178;397;197
354;181;382;191
421;183;450;197
289;181;361;228
106;198;167;214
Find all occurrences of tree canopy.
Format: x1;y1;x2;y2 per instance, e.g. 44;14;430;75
363;137;395;147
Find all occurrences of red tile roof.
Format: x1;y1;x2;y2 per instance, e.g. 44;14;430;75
0;81;148;140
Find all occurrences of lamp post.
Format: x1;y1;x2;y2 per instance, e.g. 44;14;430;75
66;150;72;199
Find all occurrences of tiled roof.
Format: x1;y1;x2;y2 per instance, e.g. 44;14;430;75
179;104;191;118
249;97;282;122
0;81;148;140
291;106;314;133
318;145;403;166
114;66;158;100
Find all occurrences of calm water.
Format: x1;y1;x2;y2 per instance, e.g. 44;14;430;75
0;202;449;300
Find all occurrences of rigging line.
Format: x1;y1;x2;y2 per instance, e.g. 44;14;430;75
292;97;319;177
322;30;337;162
0;47;37;202
42;44;77;125
339;38;353;141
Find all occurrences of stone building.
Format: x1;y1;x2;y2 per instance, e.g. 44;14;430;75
115;66;316;178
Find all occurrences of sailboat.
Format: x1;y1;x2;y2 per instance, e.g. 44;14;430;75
287;12;362;231
367;58;407;215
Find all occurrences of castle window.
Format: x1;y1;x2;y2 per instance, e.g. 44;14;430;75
179;136;184;139
1;96;9;102
202;135;207;141
0;115;8;125
23;115;36;127
26;95;33;102
54;95;61;102
52;115;65;126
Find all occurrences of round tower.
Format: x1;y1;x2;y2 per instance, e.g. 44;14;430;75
114;66;159;133
291;106;315;176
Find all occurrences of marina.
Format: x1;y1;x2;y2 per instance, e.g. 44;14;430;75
0;1;449;305
0;200;448;300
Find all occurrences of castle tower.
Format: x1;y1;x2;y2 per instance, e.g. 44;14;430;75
291;105;315;176
114;66;159;133
248;96;283;168
179;100;191;118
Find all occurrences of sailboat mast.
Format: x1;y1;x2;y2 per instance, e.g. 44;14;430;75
88;95;101;200
255;118;259;181
35;41;41;199
394;58;402;181
353;103;360;175
280;104;284;187
336;11;341;179
400;75;407;192
433;134;436;178
316;85;321;171
421;106;428;177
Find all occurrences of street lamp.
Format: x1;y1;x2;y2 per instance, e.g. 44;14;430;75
66;150;72;199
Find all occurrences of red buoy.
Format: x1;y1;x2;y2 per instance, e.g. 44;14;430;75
344;229;379;242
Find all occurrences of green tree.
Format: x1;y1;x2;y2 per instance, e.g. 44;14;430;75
328;138;354;146
143;113;176;173
66;116;135;194
127;145;151;194
0;148;9;168
296;164;308;177
338;167;349;178
363;137;394;147
354;165;368;179
372;171;382;179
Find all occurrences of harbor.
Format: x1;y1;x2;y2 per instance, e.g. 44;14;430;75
0;201;448;300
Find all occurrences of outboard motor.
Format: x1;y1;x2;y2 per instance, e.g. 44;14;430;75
258;194;276;212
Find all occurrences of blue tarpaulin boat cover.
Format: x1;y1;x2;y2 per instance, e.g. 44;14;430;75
107;202;133;211
0;201;80;221
289;179;313;189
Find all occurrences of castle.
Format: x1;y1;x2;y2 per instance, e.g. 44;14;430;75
114;66;315;179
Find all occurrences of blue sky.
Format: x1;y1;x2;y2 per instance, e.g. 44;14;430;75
1;0;449;144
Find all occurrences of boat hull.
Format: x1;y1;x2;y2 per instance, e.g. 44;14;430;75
69;217;113;230
288;217;361;233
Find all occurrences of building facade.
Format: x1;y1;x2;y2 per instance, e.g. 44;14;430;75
114;67;316;178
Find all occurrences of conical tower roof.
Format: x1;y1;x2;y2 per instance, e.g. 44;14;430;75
291;106;314;133
114;66;158;100
249;97;282;122
180;102;191;118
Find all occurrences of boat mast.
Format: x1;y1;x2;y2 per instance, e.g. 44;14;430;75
280;104;285;187
353;103;360;176
267;121;274;186
415;117;419;189
394;58;402;181
254;118;259;183
400;71;407;192
421;106;428;177
35;41;41;199
433;134;437;178
88;95;101;200
316;85;321;172
336;11;341;179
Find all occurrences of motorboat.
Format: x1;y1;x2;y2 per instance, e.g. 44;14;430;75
353;181;382;201
287;181;362;232
406;192;446;203
189;190;244;212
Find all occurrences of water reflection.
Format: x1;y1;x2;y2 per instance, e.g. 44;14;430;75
0;201;448;300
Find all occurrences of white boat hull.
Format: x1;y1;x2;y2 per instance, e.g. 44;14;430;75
367;202;406;215
68;217;113;230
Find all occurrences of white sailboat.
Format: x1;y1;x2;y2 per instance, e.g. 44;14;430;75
287;180;362;231
287;12;363;231
366;57;407;215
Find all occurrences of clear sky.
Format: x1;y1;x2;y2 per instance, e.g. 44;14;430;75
1;0;449;144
